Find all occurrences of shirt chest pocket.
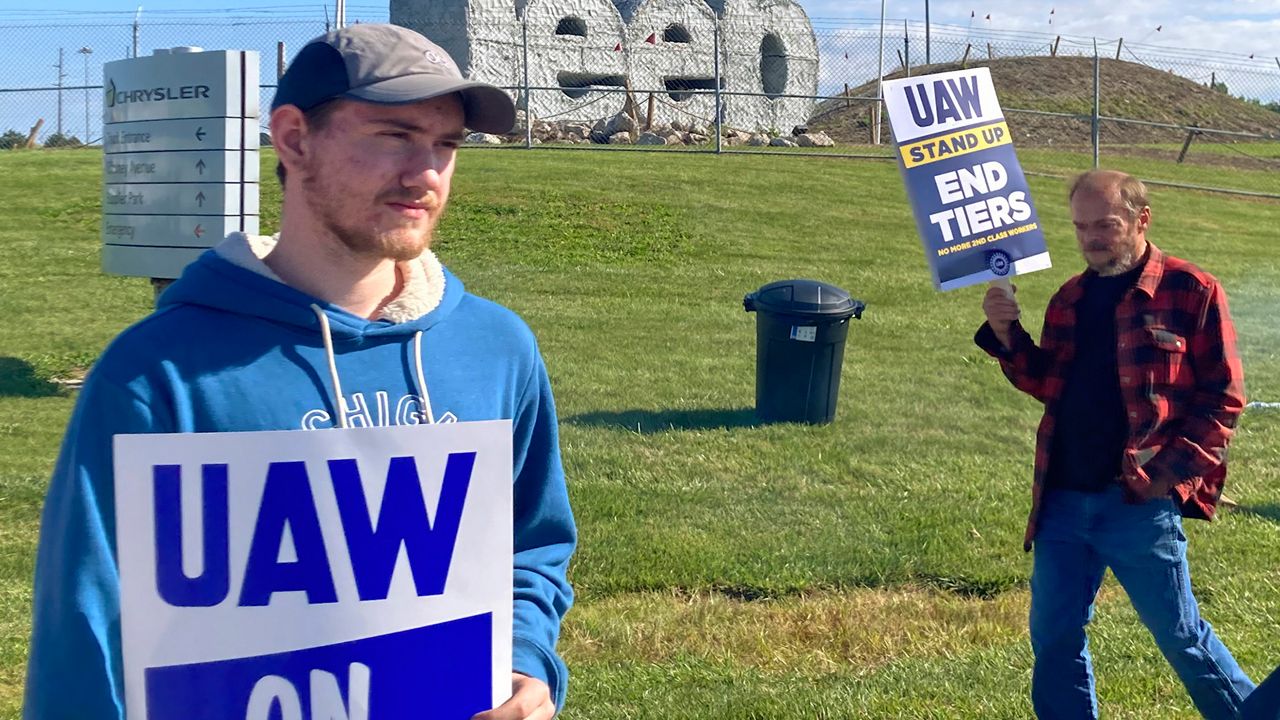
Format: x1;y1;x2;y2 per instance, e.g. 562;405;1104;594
1145;325;1188;386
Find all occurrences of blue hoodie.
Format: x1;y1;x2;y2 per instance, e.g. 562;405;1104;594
24;235;577;718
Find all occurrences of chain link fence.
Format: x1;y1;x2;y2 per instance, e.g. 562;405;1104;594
1;12;1277;196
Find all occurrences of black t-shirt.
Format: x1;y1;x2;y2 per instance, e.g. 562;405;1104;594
1046;261;1145;492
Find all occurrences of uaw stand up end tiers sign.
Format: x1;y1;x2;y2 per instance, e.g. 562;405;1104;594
114;422;514;720
102;49;261;279
884;67;1051;291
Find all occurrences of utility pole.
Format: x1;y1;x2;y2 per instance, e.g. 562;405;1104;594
78;46;93;143
54;48;67;135
925;0;931;65
133;6;142;58
903;19;910;76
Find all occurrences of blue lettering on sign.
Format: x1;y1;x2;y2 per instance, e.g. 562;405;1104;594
330;453;475;601
239;461;338;606
144;614;493;720
151;452;477;608
153;464;230;607
905;75;984;128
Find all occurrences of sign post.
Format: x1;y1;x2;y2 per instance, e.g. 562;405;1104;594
101;48;260;282
883;67;1050;291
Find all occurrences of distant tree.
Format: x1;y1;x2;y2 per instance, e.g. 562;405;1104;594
0;129;27;149
1211;79;1229;94
43;132;84;148
1237;96;1280;114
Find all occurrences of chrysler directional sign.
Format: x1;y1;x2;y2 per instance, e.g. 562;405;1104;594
101;48;260;279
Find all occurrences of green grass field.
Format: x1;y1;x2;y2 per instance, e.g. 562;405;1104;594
0;146;1277;718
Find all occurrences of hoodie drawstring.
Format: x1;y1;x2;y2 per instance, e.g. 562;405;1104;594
413;330;436;425
310;304;437;428
312;305;350;429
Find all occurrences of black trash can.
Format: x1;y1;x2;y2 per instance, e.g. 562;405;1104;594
743;279;866;424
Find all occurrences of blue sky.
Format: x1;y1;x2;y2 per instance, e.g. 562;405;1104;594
0;0;1274;60
3;0;1278;57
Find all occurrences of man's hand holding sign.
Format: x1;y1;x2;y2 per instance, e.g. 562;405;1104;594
981;282;1021;350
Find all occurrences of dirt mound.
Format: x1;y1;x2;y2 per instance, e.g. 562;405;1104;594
809;56;1280;147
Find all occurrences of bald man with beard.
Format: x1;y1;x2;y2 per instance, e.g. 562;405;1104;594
976;170;1255;719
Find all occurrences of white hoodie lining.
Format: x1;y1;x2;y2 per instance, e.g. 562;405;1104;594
214;232;447;323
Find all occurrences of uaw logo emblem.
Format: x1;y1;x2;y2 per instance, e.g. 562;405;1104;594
988;249;1012;276
423;48;449;66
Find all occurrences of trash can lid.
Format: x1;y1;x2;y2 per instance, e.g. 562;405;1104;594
744;278;866;319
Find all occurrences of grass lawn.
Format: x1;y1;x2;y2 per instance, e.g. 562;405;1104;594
0;146;1277;718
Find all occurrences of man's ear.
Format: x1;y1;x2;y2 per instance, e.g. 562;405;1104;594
1137;205;1152;233
271;105;308;178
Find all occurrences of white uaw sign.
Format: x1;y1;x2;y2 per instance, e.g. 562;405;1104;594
101;49;260;280
114;421;514;720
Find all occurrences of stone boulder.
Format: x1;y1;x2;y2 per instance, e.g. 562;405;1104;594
591;113;639;143
796;132;836;148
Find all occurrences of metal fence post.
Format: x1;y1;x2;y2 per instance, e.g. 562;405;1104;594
874;0;885;145
522;15;532;150
714;17;722;154
903;20;910;77
1092;38;1100;168
55;48;65;136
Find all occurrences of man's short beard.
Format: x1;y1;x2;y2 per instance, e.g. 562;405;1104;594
300;170;437;262
1092;248;1138;276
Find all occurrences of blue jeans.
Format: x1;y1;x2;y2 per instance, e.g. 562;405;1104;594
1242;664;1280;719
1030;485;1255;719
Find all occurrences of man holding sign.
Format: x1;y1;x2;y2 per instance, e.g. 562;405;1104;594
976;170;1254;718
25;24;575;720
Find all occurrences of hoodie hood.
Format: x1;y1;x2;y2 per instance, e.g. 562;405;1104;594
158;233;464;341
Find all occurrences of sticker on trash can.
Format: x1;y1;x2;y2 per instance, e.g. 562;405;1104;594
790;326;817;342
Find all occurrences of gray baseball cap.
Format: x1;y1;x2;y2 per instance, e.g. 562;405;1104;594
272;23;515;134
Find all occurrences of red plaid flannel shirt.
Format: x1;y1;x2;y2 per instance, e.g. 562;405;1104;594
976;244;1245;549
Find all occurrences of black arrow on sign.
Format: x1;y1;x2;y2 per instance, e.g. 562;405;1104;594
195;126;206;141
196;159;206;175
195;191;206;207
194;224;205;238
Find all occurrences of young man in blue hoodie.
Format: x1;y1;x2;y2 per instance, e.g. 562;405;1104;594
25;24;576;720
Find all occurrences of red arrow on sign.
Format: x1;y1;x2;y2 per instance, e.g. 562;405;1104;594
194;224;205;238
